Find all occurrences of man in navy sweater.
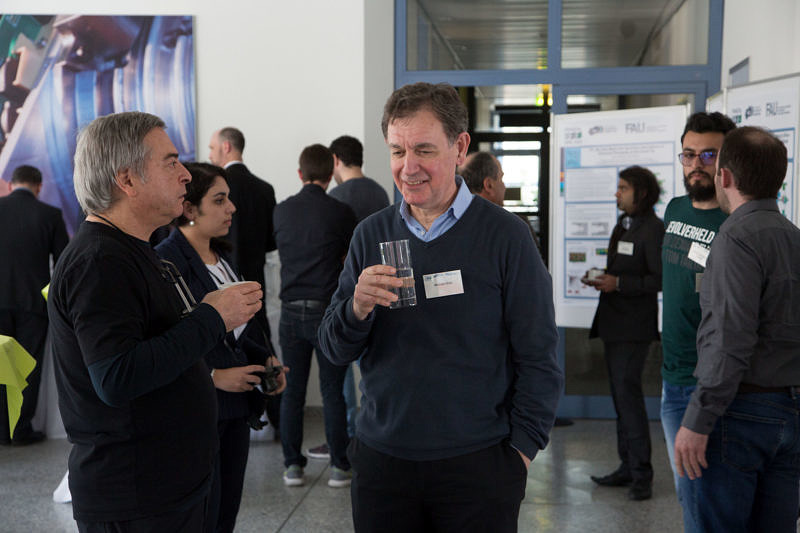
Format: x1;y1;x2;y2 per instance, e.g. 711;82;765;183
318;82;563;533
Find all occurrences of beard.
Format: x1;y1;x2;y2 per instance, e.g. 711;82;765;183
684;171;716;202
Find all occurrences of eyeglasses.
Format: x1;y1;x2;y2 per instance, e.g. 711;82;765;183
678;150;717;167
160;259;198;317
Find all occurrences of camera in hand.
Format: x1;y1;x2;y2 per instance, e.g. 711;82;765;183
254;365;282;394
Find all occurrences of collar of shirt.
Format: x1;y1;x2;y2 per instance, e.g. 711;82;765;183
721;198;779;230
223;160;243;169
399;175;473;242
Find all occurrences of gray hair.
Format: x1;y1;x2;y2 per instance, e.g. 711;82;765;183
73;111;166;214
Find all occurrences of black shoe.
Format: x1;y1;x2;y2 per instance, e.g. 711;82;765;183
627;481;652;501
590;468;633;487
11;430;45;446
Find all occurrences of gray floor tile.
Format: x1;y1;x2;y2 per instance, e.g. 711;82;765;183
3;415;797;532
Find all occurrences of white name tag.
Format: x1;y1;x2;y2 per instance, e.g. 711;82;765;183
423;270;464;299
688;241;710;268
617;241;634;255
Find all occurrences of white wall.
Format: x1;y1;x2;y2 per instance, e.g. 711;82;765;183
722;0;800;88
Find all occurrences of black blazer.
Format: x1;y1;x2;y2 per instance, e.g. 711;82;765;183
155;228;271;420
0;188;68;315
590;210;665;343
225;163;277;285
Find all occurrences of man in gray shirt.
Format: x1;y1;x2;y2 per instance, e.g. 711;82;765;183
674;126;800;531
328;135;390;221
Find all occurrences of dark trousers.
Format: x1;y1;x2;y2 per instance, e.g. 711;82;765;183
76;497;206;533
692;391;800;532
278;302;349;470
0;310;47;440
205;417;250;533
349;438;527;533
603;341;653;482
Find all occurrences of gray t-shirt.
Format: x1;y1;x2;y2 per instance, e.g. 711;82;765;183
329;176;390;222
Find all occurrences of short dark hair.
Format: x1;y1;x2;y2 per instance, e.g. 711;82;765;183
460;152;499;194
681;112;736;143
381;82;467;144
176;162;228;227
299;144;333;183
329;135;363;167
619;165;661;214
218;127;245;153
11;165;42;185
718;126;787;200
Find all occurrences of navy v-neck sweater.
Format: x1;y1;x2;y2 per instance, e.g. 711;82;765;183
319;197;563;461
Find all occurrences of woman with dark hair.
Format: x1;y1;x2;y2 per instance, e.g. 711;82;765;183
156;162;286;533
587;165;664;501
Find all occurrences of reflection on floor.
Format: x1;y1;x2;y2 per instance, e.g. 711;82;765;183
3;414;786;533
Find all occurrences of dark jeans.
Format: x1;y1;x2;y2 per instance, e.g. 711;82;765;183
348;438;527;533
205;417;250;533
76;497;206;533
603;341;652;483
278;302;349;470
0;310;47;440
692;391;800;532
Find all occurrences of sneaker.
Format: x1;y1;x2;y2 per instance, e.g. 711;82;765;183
328;466;352;488
283;465;305;487
307;443;330;460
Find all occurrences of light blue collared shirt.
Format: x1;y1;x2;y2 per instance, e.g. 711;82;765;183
399;176;474;242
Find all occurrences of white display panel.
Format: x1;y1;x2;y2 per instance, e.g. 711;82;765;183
550;106;688;328
725;74;800;222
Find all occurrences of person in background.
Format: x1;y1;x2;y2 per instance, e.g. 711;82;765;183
587;165;664;501
273;144;357;488
660;111;735;530
460;151;506;207
306;134;390;461
0;164;68;445
155;162;286;533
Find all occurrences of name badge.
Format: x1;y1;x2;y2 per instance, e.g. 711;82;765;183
423;270;464;299
617;241;634;255
688;241;710;268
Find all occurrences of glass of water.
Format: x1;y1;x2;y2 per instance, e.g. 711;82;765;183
378;239;417;309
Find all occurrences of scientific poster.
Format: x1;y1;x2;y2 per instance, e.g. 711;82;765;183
550;105;688;328
725;74;799;222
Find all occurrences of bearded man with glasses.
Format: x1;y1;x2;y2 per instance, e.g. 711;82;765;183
659;111;736;532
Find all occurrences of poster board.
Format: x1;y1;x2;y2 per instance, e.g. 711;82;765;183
550;105;688;328
725;74;800;222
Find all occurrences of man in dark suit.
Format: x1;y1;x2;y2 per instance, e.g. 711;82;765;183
0;165;68;445
208;128;277;309
209;127;280;429
587;165;664;501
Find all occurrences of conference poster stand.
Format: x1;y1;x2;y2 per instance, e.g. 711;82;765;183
549;105;688;328
716;73;800;223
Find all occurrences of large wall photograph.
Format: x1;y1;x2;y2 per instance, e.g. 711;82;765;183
0;14;195;234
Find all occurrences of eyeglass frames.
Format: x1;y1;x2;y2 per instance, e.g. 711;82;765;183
678;150;717;167
160;259;198;316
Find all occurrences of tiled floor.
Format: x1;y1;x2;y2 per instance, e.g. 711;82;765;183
0;414;772;532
